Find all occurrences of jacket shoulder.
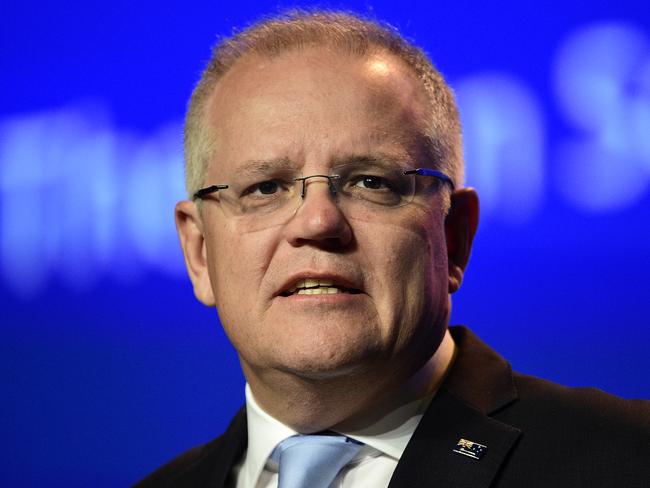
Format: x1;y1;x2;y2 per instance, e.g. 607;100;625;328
493;373;650;486
511;371;650;430
442;327;650;486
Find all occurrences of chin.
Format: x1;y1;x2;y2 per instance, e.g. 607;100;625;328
275;338;384;380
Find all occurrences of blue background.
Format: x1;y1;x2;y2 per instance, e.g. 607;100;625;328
1;1;649;486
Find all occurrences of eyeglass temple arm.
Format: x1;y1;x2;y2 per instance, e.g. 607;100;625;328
193;184;229;200
404;168;455;190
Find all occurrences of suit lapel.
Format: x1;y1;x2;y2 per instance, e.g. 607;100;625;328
388;389;520;487
388;326;522;488
207;407;248;487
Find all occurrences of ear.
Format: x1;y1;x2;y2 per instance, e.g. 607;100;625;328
175;200;216;306
445;188;479;294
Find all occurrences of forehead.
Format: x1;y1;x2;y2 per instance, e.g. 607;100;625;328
204;46;430;174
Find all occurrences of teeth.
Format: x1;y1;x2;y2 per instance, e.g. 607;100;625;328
289;278;335;292
297;287;341;295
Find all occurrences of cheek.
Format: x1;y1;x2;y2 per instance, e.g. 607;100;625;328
207;230;278;357
206;224;278;316
421;218;449;300
364;214;448;330
361;227;427;303
382;213;446;286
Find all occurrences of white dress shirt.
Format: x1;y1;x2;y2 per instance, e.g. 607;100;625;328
233;329;456;488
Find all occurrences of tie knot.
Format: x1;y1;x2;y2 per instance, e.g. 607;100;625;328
271;434;364;488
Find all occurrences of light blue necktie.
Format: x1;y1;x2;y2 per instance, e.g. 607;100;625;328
270;434;364;488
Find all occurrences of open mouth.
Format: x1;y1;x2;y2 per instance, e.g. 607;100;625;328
280;278;363;297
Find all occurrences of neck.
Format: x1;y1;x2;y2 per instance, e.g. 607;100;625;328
244;329;456;433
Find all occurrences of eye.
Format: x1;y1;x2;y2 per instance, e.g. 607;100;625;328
256;180;280;194
344;170;411;206
353;175;389;190
244;179;287;197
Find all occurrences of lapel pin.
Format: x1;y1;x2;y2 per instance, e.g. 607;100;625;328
453;438;487;460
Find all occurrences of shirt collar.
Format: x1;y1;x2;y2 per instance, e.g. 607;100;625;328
240;383;298;488
240;329;456;485
334;329;456;458
336;391;433;459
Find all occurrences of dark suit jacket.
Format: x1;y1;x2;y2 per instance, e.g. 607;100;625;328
135;326;650;487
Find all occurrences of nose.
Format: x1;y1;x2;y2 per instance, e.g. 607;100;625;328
283;177;353;248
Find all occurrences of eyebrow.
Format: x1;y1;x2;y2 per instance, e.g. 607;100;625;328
235;153;411;176
331;153;409;169
237;157;296;175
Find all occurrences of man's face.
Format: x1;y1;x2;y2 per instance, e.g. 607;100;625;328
180;47;460;388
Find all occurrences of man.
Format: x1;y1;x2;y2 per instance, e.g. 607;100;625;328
137;10;650;488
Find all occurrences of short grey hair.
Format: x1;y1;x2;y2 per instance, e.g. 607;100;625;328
184;10;463;202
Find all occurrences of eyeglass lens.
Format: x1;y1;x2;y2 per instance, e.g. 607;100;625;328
205;162;444;232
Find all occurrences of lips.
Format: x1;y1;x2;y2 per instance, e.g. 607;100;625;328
278;276;363;297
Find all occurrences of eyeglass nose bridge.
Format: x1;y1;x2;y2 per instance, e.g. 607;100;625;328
293;174;341;199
